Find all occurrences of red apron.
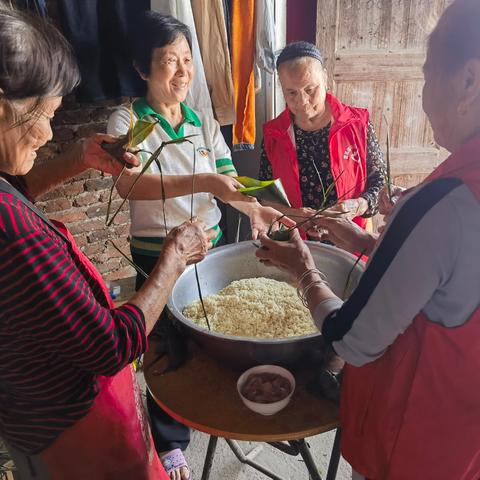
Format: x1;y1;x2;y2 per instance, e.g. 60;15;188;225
38;222;168;480
340;136;480;479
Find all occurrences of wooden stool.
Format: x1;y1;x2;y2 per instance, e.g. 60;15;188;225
144;344;341;480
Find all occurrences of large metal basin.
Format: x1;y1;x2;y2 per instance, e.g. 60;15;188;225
167;241;364;368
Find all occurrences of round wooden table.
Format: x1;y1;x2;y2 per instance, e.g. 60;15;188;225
144;342;341;480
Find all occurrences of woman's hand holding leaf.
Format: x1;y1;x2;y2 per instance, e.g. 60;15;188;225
80;134;139;176
162;218;214;267
321;197;368;220
255;229;315;277
312;216;377;255
378;184;405;216
248;205;295;240
199;173;256;204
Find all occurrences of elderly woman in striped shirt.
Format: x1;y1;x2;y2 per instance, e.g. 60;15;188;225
0;7;256;480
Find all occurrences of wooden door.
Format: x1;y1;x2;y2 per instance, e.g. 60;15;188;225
316;0;452;188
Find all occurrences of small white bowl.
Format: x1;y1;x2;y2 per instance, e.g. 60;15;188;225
237;365;296;416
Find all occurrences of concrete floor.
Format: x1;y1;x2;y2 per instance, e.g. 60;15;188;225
184;429;352;480
138;372;352;480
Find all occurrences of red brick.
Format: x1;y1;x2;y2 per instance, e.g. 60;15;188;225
83;242;105;256
85;177;113;192
104;268;136;282
111;211;130;225
74;191;101;207
42;198;72;213
37;188;64;202
113;224;130;236
87;229;109;243
74;170;97;181
52;210;87;223
73;234;88;248
63;181;85;196
86;202;108;219
68;218;105;235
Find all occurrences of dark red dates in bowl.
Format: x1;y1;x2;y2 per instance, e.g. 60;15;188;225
236;365;296;415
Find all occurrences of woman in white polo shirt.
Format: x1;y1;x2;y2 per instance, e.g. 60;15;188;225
107;12;287;480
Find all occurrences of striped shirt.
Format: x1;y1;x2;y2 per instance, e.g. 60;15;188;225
0;177;147;454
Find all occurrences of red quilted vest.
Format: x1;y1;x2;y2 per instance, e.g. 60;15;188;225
340;136;480;480
263;93;369;229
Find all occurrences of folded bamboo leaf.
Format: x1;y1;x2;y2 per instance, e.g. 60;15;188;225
235;176;291;207
129;119;158;148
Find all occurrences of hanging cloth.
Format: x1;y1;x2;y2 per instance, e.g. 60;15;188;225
191;0;235;126
254;0;276;92
14;0;47;17
231;0;256;151
57;0;148;102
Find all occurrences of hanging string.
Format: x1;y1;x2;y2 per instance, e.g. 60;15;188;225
189;143;211;331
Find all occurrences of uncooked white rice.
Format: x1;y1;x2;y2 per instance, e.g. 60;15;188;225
182;277;315;338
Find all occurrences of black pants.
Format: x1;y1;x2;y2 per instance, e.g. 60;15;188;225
133;250;190;453
133;235;226;452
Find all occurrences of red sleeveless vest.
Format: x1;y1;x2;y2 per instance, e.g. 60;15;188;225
263;93;369;229
340;136;480;480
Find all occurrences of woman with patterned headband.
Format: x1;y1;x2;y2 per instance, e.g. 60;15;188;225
259;41;386;238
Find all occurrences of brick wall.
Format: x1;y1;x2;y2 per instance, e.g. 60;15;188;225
35;95;136;287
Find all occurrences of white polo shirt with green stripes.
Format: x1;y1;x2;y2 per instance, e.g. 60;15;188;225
107;98;237;256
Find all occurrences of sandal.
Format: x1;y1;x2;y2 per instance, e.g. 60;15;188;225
160;448;192;480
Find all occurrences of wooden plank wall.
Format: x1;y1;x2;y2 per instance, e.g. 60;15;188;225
317;0;453;188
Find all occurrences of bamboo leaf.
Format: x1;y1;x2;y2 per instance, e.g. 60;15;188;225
162;134;199;146
236;176;291;207
128;104;135;141
383;113;392;200
107;240;149;279
107;144;165;226
341;249;366;300
129;119;158;148
105;166;126;225
322;169;345;208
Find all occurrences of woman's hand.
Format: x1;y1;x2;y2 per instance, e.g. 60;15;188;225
197;173;256;205
286;206;317;220
255;229;315;277
248;205;295;240
311;216;377;255
80;134;139;176
378;184;405;216
162;218;215;267
321;197;368;220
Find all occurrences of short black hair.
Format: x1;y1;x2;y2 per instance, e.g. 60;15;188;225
129;12;192;76
0;6;80;101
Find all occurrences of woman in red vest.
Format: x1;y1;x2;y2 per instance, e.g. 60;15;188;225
256;1;480;478
259;41;385;236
